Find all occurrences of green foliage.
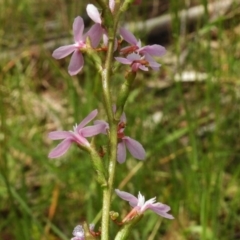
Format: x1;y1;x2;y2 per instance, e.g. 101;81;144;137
1;0;240;239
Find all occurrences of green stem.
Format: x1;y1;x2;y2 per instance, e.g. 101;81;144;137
100;0;134;238
115;71;136;120
89;148;107;187
114;215;143;240
100;18;118;240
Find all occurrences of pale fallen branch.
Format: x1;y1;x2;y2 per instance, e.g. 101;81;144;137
124;0;238;35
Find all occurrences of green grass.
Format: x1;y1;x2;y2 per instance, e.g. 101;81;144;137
1;0;240;239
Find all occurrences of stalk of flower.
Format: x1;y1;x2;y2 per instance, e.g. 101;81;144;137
115;70;137;120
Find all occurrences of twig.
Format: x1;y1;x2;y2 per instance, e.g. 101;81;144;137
124;0;238;34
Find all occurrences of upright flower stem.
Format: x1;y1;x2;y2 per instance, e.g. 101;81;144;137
114;215;143;240
100;28;118;240
100;1;134;238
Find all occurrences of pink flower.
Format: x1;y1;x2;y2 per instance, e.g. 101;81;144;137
94;112;145;163
119;27;166;57
48;110;103;158
86;4;117;50
71;225;85;240
115;52;160;72
115;189;174;221
52;16;102;76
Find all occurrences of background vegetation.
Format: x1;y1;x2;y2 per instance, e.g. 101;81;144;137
1;0;240;239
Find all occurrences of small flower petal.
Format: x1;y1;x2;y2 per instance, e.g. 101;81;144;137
139;45;166;56
48;131;73;140
115;57;132;65
123;137;146;160
86;23;103;48
77;109;98;130
140;197;156;212
138;64;148;71
120;112;127;123
94;120;109;134
81;124;106;137
115;189;138;206
52;45;76;59
117;141;127;163
119;27;138;45
72;133;90;147
127;53;141;61
73;16;84;42
144;53;161;71
48;138;72;158
68;50;84;76
109;0;115;12
152;210;174;219
86;4;102;24
150;202;171;213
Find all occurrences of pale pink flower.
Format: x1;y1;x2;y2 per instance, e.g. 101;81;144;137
86;4;117;50
109;0;115;12
115;189;174;221
119;27;166;57
52;16;102;76
115;52;160;72
48;110;103;158
71;225;85;240
94;112;145;163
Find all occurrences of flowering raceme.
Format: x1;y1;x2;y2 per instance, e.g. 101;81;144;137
52;16;102;75
115;189;174;221
48;110;103;158
94;112;145;163
49;1;173;238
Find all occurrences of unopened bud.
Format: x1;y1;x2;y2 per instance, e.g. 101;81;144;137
110;211;119;220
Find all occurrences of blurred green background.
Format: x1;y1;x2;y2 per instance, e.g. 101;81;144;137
1;0;240;239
